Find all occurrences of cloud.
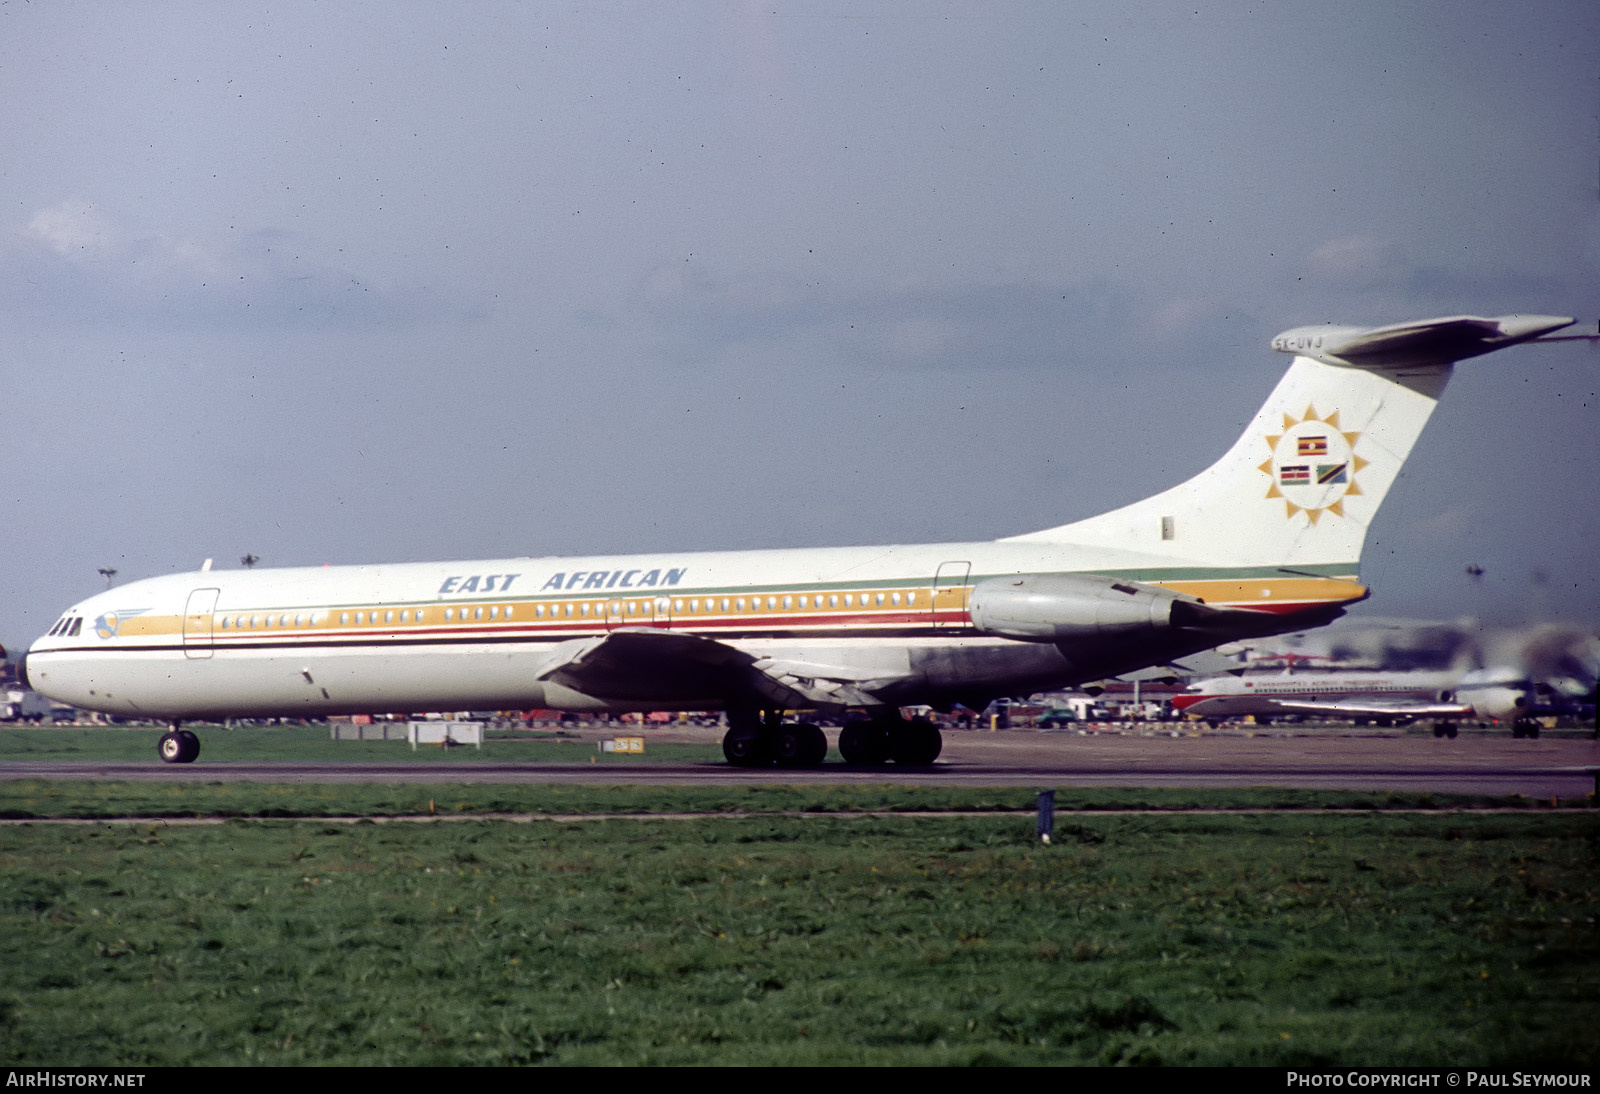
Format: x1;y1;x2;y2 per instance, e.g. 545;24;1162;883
1304;233;1406;288
627;261;1256;374
3;201;470;331
27;201;122;260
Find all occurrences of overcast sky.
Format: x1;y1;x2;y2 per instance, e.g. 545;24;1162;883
3;0;1597;651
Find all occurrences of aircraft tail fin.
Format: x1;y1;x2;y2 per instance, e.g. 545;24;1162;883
1006;314;1573;578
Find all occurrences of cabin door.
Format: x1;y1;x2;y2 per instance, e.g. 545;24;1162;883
183;588;220;659
931;562;971;629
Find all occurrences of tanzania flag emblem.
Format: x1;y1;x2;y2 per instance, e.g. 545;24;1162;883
1280;465;1310;485
1317;463;1348;485
1298;436;1328;456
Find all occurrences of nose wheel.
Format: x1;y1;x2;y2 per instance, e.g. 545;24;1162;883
158;725;201;764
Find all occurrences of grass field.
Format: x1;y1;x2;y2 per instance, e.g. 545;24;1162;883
2;800;1596;1065
0;723;726;765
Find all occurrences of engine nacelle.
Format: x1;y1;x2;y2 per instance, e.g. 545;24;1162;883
1461;685;1528;721
967;573;1202;642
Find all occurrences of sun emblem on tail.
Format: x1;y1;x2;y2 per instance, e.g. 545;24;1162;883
1259;406;1367;524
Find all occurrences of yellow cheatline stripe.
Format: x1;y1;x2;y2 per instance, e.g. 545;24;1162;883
102;585;949;640
1155;577;1366;607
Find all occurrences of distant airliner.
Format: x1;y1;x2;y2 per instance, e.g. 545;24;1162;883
21;314;1581;766
1169;667;1536;737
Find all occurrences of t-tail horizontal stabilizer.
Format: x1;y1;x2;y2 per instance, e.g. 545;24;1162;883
1270;314;1575;370
1007;314;1575;587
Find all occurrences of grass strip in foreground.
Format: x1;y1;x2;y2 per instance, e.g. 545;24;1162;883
2;809;1595;1065
0;779;1575;820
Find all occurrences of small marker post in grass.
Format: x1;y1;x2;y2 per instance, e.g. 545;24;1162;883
1036;789;1054;844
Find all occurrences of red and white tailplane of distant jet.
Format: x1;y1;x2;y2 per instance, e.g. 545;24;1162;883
22;313;1583;765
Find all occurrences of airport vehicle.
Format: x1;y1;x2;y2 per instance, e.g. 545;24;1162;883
2;688;55;723
20;314;1579;766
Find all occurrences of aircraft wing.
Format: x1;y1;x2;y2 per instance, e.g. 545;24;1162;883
536;628;879;709
1270;698;1471;718
1112;648;1248;683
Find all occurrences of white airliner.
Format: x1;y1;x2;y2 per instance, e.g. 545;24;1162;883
21;313;1581;766
1169;667;1535;737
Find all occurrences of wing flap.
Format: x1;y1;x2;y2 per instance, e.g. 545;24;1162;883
536;628;877;709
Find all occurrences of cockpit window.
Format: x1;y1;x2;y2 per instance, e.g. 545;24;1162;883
67;618;81;637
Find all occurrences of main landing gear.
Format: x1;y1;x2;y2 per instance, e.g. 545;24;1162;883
720;708;943;768
158;722;201;764
722;710;828;769
838;711;942;766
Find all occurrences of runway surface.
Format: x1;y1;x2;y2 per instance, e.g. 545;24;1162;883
4;727;1597;798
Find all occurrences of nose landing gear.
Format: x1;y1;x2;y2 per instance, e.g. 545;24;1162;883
158;723;201;764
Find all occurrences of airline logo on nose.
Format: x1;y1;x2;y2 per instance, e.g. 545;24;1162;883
1259;406;1368;524
93;608;147;639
